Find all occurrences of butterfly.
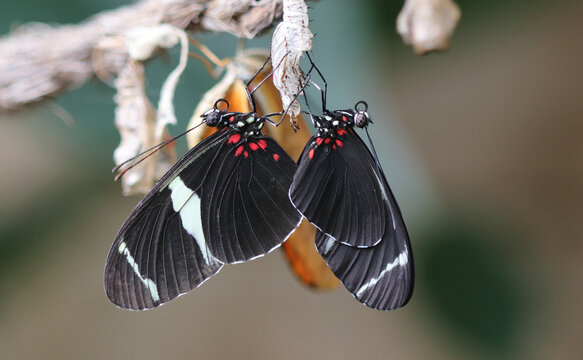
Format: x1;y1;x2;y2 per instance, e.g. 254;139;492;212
105;98;302;310
289;98;414;311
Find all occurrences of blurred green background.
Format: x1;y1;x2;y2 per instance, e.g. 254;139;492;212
1;0;582;359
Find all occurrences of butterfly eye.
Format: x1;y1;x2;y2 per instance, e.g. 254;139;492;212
201;108;221;126
354;112;369;128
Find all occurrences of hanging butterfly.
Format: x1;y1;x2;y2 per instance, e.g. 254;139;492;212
289;62;414;310
105;69;302;309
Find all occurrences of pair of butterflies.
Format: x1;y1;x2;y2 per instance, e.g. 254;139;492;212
104;97;414;311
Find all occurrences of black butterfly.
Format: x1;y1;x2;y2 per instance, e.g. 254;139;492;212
289;99;414;310
105;99;302;310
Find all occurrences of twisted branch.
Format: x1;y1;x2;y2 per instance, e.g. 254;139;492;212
0;0;284;112
0;0;461;112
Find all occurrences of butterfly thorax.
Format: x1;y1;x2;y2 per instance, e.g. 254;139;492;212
314;108;371;136
220;112;265;138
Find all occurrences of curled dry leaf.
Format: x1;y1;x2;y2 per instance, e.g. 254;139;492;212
270;0;313;128
113;24;191;195
397;0;461;54
113;59;176;195
124;25;189;138
187;49;339;290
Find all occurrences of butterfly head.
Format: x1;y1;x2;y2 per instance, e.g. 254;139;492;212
201;100;229;127
201;99;265;135
319;101;371;130
352;101;371;128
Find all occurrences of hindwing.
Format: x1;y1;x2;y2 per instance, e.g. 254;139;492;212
290;129;386;247
314;167;414;311
201;136;302;263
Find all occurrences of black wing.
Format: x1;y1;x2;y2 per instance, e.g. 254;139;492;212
105;131;229;310
315;167;414;311
201;136;302;264
290;129;386;247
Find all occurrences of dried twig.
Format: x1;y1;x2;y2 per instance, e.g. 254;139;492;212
0;0;285;112
0;0;461;195
0;0;462;112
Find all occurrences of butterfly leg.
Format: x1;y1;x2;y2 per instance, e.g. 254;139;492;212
305;52;328;113
268;68;314;130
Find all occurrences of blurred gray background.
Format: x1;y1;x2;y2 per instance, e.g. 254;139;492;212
1;0;582;359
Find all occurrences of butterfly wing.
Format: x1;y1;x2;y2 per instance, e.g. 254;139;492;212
290;128;386;247
105;131;229;310
201;136;302;263
314;167;414;311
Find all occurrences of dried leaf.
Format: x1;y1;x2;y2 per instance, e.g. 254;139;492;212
112;24;192;195
113;59;176;195
124;25;189;137
271;0;313;126
282;219;340;290
397;0;461;54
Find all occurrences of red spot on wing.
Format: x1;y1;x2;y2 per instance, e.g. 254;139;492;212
273;153;280;161
333;144;337;150
308;148;315;159
335;139;343;147
235;145;244;157
324;138;331;144
316;137;323;145
337;129;346;136
229;116;235;122
257;139;267;150
244;151;249;158
249;142;259;151
228;133;241;144
342;116;347;122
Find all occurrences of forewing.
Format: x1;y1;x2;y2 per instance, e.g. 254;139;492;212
104;131;229;310
315;169;414;311
290;129;386;247
201;137;302;263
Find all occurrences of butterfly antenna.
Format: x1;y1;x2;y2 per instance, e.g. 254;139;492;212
113;121;206;181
